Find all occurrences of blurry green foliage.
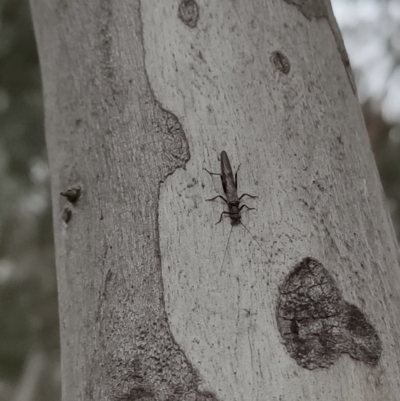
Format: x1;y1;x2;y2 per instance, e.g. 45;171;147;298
0;0;45;217
375;128;400;238
0;0;59;399
0;280;31;380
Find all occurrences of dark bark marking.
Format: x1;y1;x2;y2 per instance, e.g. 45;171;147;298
281;0;357;94
271;51;290;74
90;2;215;400
110;313;218;401
154;103;190;180
118;386;154;400
281;0;326;19
276;257;382;369
178;0;199;28
117;315;218;401
96;1;190;180
62;207;72;223
60;186;81;203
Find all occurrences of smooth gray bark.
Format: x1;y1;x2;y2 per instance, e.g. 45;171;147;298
30;0;400;400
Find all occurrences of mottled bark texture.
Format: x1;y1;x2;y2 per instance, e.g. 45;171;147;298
29;1;215;400
30;0;400;400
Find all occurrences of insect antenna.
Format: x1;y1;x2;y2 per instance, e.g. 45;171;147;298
239;221;271;263
220;225;233;275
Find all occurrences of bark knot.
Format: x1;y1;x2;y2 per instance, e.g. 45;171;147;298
61;186;81;203
178;0;199;28
271;51;290;74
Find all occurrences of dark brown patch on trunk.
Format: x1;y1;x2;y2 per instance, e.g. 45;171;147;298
178;0;199;28
276;257;382;369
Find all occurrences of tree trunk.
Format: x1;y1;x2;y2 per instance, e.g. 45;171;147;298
30;0;400;400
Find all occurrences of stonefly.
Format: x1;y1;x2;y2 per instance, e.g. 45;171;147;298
205;151;269;274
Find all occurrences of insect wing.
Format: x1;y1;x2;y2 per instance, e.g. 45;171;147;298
220;151;237;200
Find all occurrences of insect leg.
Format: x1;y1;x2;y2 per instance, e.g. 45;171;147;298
238;193;258;201
204;168;222;177
206;195;228;203
239;204;255;211
215;211;231;225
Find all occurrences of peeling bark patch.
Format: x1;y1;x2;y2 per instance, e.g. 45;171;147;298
281;0;327;20
60;186;81;203
62;207;72;224
271;51;290;74
154;104;190;178
118;387;154;400
113;314;218;401
276;257;382;369
281;0;357;94
91;2;213;400
178;0;199;28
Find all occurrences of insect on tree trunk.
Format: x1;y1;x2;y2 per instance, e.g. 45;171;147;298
205;151;270;274
30;0;400;400
205;150;258;225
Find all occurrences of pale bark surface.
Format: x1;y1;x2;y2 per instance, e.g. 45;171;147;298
30;0;400;400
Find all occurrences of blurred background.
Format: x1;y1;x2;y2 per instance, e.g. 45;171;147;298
0;0;399;399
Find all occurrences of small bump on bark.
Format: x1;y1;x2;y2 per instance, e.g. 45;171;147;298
178;0;199;28
62;207;72;224
271;51;290;74
61;186;81;203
